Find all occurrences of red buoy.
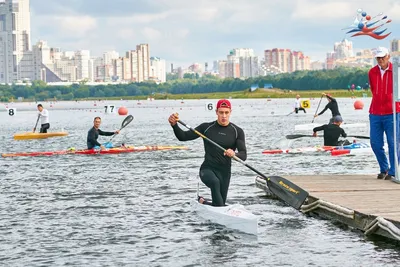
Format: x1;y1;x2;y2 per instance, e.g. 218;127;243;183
354;100;364;110
118;106;128;115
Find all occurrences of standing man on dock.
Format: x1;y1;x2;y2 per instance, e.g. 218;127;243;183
368;47;400;180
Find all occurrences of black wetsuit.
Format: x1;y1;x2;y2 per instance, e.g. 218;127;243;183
313;124;347;146
87;127;115;149
318;95;341;123
172;121;247;206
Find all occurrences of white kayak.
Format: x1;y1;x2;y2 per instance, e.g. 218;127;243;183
331;145;388;156
295;122;367;131
191;200;258;235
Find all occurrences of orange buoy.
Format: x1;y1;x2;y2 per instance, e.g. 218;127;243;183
354;100;364;110
118;106;128;115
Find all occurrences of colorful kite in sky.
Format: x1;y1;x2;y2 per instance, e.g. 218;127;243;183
342;9;391;40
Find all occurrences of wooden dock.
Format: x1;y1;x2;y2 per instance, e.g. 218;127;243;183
255;175;400;242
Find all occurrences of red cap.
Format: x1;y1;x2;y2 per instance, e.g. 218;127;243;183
216;99;231;109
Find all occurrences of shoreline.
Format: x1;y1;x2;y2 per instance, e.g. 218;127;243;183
1;89;371;103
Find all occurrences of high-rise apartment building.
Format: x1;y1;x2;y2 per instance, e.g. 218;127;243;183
225;48;259;78
264;48;310;73
333;39;353;59
149;56;166;83
126;44;150;82
391;39;400;53
0;0;34;83
75;50;91;81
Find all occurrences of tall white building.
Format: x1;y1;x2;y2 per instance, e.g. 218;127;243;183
126;44;150;82
226;48;259;78
149;56;166;83
75;50;90;81
333;39;353;59
0;0;34;83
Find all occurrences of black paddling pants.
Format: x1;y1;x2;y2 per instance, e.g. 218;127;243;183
200;167;231;207
40;123;50;133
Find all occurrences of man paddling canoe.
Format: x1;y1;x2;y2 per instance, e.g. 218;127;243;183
87;117;120;150
313;115;350;146
168;99;247;206
35;104;50;133
294;95;306;114
314;93;341;124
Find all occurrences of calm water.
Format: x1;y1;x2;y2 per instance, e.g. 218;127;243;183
1;98;400;267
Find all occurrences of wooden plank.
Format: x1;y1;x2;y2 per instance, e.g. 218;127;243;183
256;174;400;240
285;175;400;222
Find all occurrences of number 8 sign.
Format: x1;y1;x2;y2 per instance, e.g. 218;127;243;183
7;108;16;116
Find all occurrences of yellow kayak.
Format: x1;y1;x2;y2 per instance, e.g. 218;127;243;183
13;132;69;140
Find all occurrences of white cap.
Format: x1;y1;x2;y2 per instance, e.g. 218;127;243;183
373;47;389;57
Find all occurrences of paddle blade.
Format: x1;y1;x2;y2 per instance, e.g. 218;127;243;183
286;134;313;140
348;135;370;139
121;115;134;129
266;175;309;210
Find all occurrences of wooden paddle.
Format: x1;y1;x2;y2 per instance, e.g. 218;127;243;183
311;95;324;123
33;114;40;133
106;115;134;144
285;134;370;140
177;119;309;210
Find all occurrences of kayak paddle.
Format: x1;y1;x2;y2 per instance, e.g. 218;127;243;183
107;115;134;144
177;119;309;210
285;134;370;140
311;95;324;123
33;114;40;133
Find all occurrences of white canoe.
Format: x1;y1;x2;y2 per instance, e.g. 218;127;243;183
191;200;258;235
295;122;367;131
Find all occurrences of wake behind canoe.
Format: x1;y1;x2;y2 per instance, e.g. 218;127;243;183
1;145;188;158
192;200;259;235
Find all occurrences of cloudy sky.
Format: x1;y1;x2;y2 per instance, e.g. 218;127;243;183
30;0;400;69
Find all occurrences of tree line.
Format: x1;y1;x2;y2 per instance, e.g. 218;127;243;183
0;67;369;102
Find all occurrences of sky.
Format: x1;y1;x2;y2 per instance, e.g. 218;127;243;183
30;0;400;69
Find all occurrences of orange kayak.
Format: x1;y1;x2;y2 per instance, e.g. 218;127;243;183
2;145;188;157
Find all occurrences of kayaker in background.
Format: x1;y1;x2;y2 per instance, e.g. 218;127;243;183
168;99;247;207
36;104;50;133
294;94;306;114
368;46;400;180
87;117;120;150
313;93;341;124
312;115;350;146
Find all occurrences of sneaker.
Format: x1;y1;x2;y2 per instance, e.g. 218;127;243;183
384;174;394;180
377;172;387;179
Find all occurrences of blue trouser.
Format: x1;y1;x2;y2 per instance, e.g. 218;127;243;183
369;113;400;176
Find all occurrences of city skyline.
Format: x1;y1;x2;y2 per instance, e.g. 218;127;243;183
29;0;400;67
